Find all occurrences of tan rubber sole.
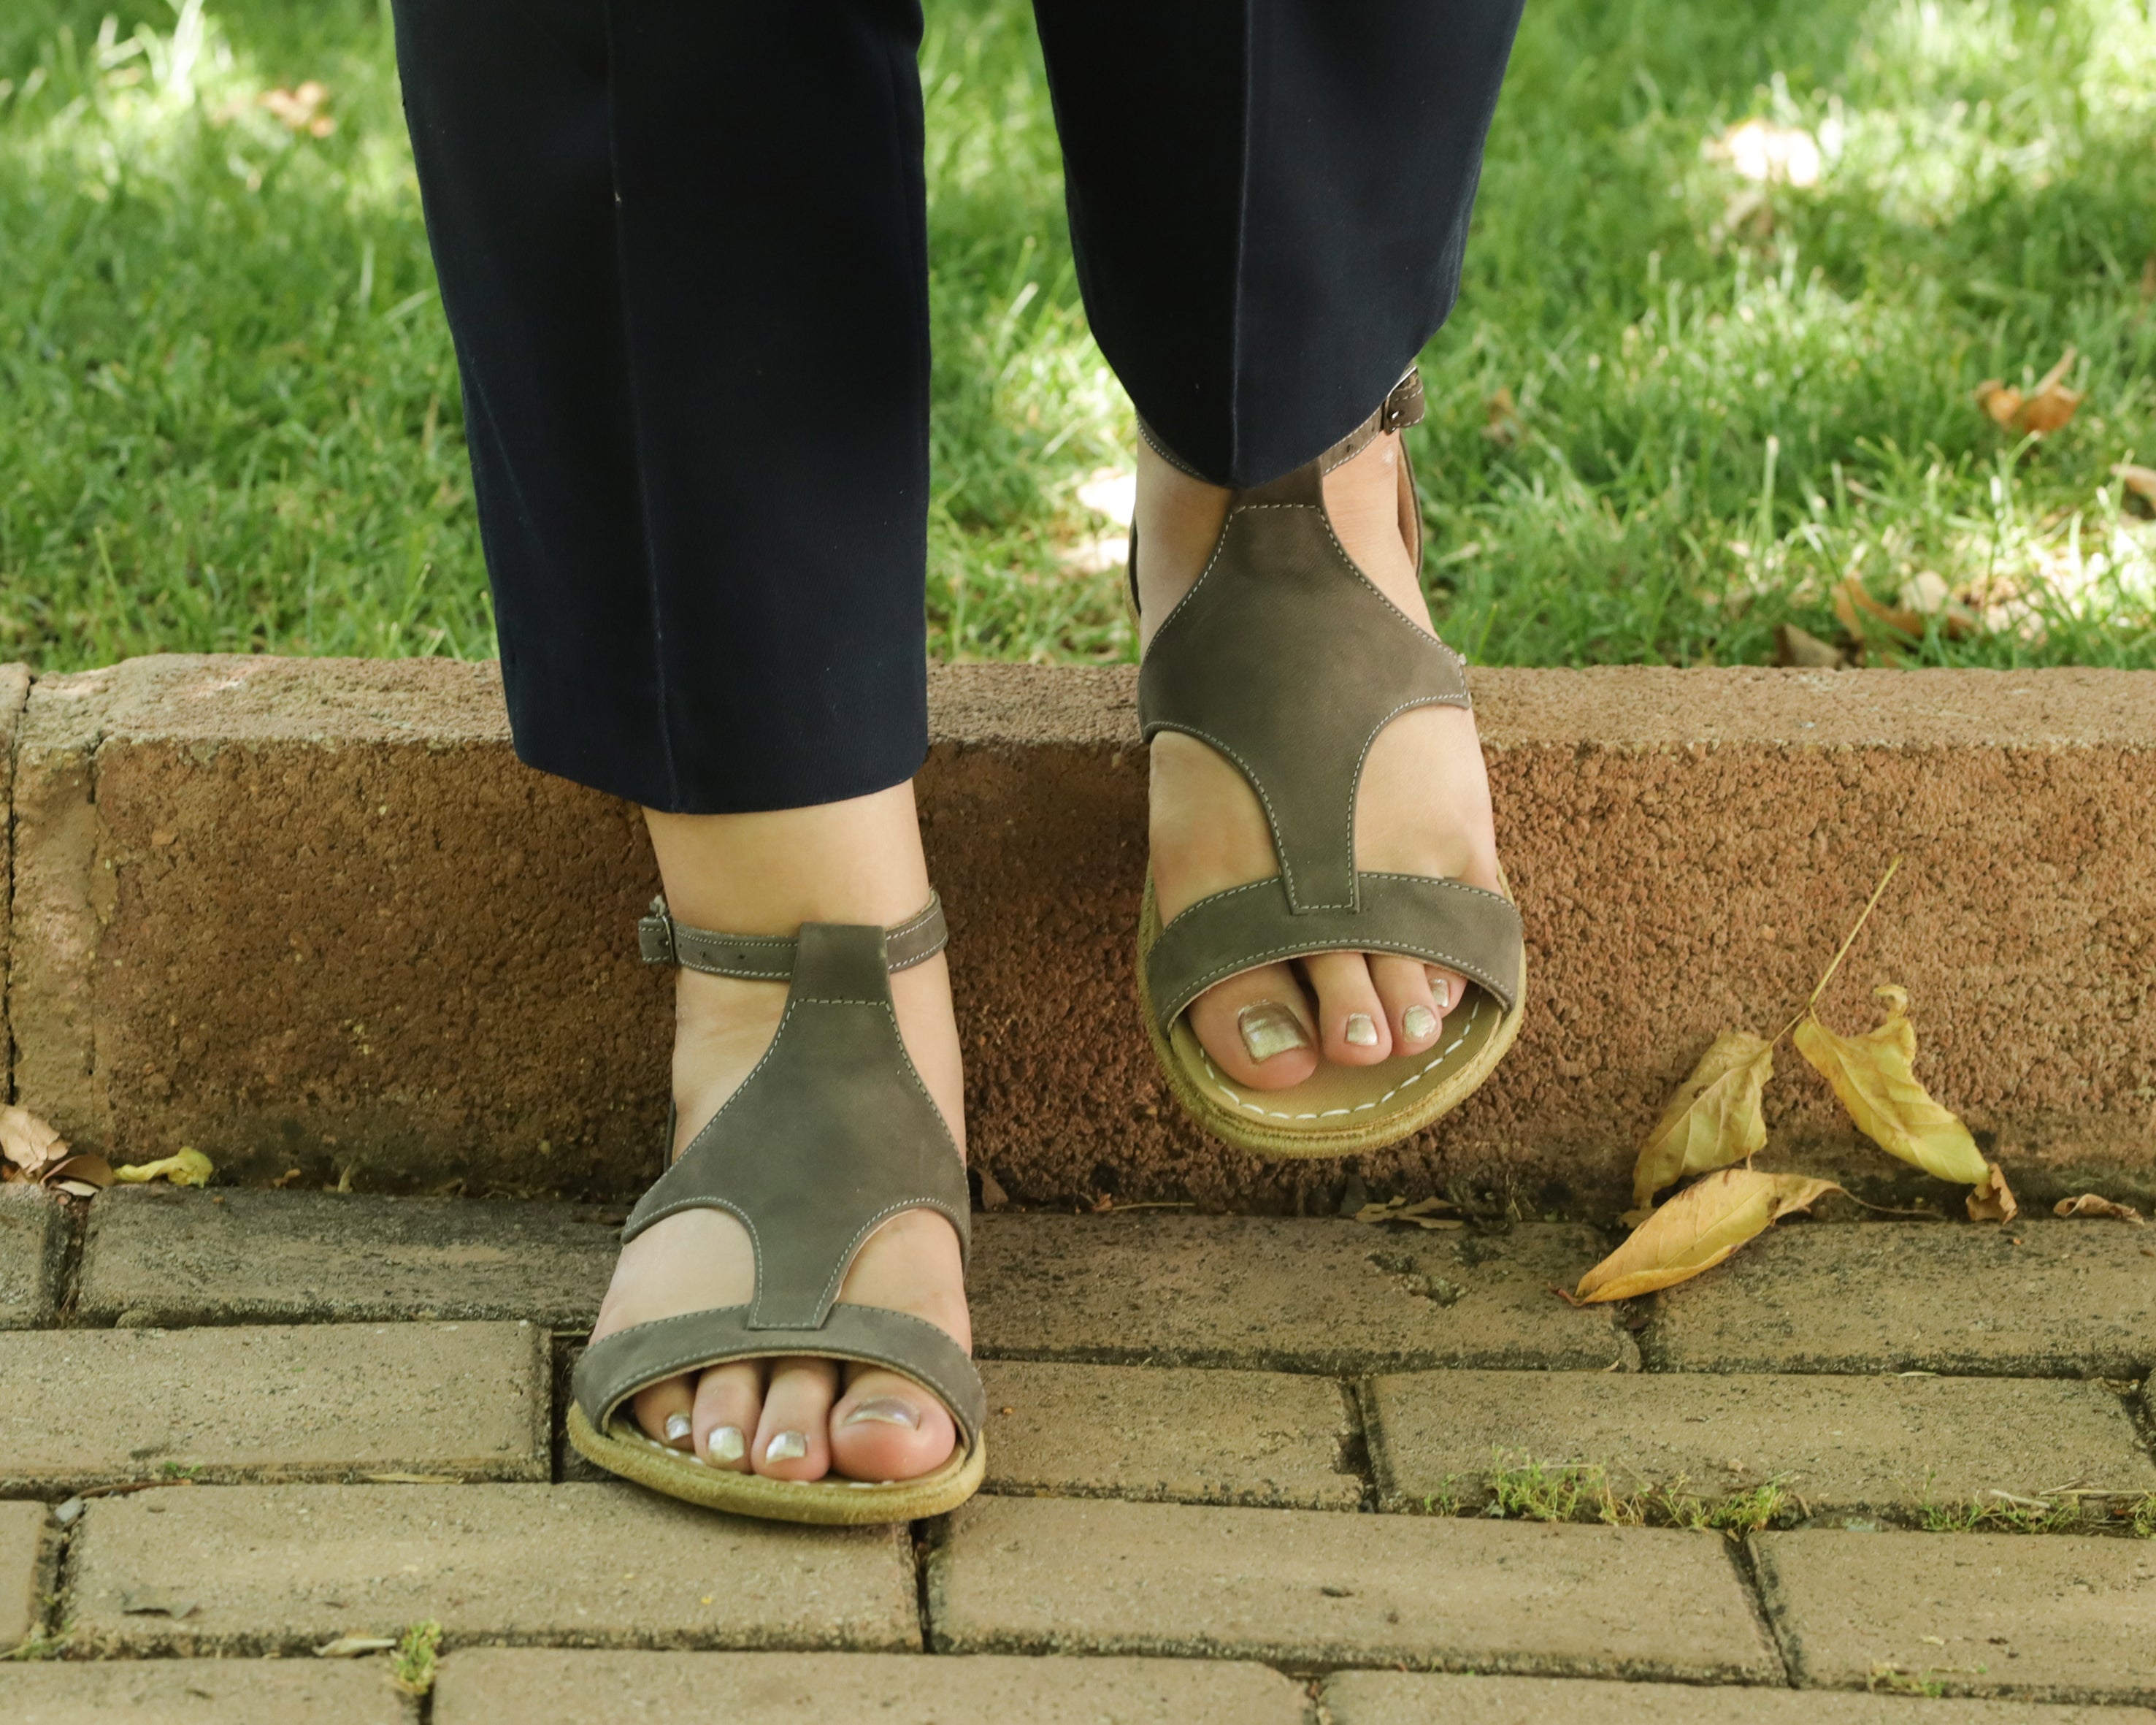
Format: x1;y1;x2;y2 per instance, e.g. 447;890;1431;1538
1137;871;1526;1160
566;1403;985;1526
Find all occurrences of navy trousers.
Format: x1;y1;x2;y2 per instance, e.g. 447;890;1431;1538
390;0;1522;813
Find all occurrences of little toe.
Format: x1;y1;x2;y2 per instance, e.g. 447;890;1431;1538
829;1365;959;1484
1302;950;1392;1065
752;1357;840;1480
691;1360;764;1472
1373;954;1443;1054
632;1375;696;1452
1427;965;1468;1024
1185;960;1319;1090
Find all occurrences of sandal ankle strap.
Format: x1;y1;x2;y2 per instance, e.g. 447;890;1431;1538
637;893;947;979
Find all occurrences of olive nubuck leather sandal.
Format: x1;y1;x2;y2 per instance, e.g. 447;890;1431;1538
567;894;986;1525
1134;367;1527;1158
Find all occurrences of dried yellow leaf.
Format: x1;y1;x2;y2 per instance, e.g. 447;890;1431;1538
1792;987;1986;1185
1633;1030;1774;1209
1966;1162;2018;1224
2055;1193;2145;1224
1576;1169;1841;1303
0;1105;68;1177
110;1147;214;1188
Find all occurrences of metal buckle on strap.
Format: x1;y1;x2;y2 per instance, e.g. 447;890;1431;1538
637;898;678;967
1380;369;1426;432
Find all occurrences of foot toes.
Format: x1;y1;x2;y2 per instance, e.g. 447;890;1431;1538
691;1360;764;1472
1302;950;1392;1065
1185;960;1319;1091
1428;965;1467;1025
632;1374;697;1451
829;1366;959;1483
1373;955;1443;1054
752;1357;839;1480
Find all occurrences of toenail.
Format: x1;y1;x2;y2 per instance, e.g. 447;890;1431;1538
765;1431;808;1464
1239;1001;1311;1062
663;1413;692;1445
1345;1012;1378;1047
842;1396;922;1431
1432;979;1451;1011
710;1426;745;1464
1403;1004;1437;1041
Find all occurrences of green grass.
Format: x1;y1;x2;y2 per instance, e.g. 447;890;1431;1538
4;0;2154;670
1419;1450;1803;1531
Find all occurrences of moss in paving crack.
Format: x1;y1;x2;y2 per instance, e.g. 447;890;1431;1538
1870;1665;1952;1699
1915;1487;2156;1537
1664;1478;1797;1534
1469;1451;1801;1531
1484;1455;1630;1524
391;1620;442;1697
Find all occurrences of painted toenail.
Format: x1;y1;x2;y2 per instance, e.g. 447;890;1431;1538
765;1431;809;1464
1239;1001;1311;1062
663;1413;692;1445
1345;1013;1378;1047
1403;1004;1437;1041
710;1426;745;1463
1432;979;1451;1011
842;1396;922;1431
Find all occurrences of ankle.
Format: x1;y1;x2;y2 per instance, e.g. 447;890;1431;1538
1319;431;1419;600
1133;440;1230;646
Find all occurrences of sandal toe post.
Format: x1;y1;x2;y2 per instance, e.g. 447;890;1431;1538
1135;369;1527;1158
569;896;985;1524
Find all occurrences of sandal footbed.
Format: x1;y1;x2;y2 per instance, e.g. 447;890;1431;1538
1136;871;1525;1160
567;1402;984;1526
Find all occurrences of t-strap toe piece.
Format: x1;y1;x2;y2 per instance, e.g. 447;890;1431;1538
567;893;985;1525
1135;369;1527;1158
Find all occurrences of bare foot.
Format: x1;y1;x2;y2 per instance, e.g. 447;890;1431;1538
586;789;971;1483
1136;427;1504;1091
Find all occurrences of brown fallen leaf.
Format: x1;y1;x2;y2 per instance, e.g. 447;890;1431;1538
260;80;336;138
1773;622;1849;668
110;1147;214;1188
1632;1030;1774;1210
1576;1169;1841;1303
2054;1193;2146;1224
1833;574;1924;640
1793;987;1988;1185
315;1634;397;1657
1973;348;2082;436
44;1153;115;1191
2113;464;2156;513
1355;1196;1464;1231
1482;386;1522;448
120;1588;198;1618
0;1106;68;1179
976;1166;1010;1212
1966;1161;2018;1224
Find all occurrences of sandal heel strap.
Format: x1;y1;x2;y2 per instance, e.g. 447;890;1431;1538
1319;367;1426;474
639;892;946;979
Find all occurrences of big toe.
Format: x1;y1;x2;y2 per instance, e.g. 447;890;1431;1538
1185;960;1319;1091
829;1366;959;1483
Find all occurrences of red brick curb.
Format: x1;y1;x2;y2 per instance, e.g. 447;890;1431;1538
5;655;2153;1211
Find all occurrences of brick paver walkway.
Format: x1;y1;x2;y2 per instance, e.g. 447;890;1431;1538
3;1185;2153;1720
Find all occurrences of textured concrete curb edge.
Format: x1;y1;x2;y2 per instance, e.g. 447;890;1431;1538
4;655;2154;1212
1;663;29;1113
